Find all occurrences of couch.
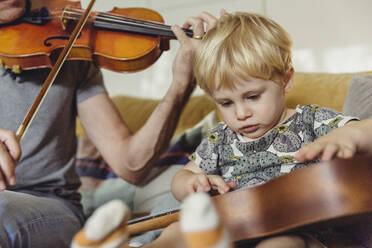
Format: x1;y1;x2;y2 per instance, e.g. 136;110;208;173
75;71;372;246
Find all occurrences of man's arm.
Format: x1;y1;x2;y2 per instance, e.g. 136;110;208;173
78;83;194;185
78;12;219;185
0;0;26;190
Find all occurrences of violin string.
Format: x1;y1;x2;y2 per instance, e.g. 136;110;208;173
32;6;170;30
95;16;174;33
98;12;172;29
66;6;171;29
32;7;191;35
62;8;175;32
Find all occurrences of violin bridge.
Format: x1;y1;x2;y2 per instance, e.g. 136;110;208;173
61;7;68;30
61;6;77;31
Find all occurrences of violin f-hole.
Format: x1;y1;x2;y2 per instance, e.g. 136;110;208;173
44;33;82;47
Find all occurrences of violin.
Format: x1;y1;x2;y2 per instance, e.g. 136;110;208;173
1;0;193;141
0;0;193;73
127;155;372;242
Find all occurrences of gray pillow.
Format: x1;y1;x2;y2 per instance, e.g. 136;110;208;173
342;74;372;119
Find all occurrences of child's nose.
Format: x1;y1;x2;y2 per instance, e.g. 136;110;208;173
235;104;251;120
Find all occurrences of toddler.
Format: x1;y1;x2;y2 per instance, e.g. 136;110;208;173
171;11;360;247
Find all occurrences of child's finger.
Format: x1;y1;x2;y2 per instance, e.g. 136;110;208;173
226;181;237;189
207;175;230;194
187;183;196;194
197;174;211;192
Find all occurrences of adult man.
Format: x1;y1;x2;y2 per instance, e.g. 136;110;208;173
0;0;206;246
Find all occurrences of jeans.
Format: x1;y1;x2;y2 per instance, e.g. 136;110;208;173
0;190;84;248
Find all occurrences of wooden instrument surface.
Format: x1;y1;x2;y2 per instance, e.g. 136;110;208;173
128;156;372;242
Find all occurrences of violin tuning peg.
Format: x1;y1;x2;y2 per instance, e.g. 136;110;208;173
12;65;21;74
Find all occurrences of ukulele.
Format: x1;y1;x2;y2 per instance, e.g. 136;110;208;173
128;155;372;241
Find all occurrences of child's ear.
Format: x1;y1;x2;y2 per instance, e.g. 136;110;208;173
283;67;294;93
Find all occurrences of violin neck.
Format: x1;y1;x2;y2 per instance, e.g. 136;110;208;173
93;13;193;40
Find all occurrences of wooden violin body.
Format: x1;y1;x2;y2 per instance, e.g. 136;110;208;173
0;1;190;73
128;156;372;242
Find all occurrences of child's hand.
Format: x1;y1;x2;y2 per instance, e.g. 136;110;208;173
295;121;361;162
187;173;237;195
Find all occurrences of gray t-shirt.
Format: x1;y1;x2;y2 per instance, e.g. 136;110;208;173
0;61;105;206
190;105;357;190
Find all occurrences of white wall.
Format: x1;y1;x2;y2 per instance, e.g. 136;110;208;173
81;0;372;98
267;0;372;73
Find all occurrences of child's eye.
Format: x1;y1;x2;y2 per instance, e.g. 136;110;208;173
247;94;260;100
219;101;232;107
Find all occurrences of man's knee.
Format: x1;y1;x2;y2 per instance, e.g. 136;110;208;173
0;191;83;247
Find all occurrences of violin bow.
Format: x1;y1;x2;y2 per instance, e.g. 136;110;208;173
15;0;96;141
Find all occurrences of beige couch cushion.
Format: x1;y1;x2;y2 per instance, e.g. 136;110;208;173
286;71;372;112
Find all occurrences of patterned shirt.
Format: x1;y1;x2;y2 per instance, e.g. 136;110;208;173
190;105;357;190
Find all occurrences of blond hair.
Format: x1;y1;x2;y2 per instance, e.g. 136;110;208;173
194;12;293;95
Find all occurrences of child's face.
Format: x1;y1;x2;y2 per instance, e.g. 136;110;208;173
212;76;289;140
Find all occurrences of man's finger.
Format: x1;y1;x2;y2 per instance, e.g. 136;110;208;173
0;130;21;161
321;143;338;162
171;25;189;44
220;9;228;17
197;11;218;31
340;146;355;159
296;143;323;162
0;171;6;191
0;142;16;186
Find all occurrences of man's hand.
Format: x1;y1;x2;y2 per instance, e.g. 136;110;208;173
170;11;222;89
0;0;27;24
295;121;363;162
0;129;21;190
